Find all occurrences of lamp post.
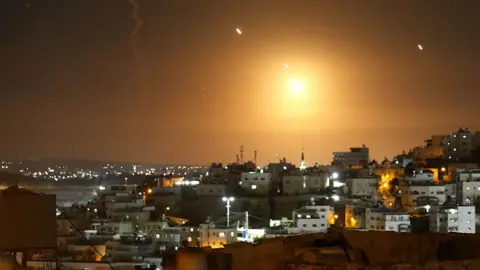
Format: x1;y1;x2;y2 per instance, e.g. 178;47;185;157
222;197;234;228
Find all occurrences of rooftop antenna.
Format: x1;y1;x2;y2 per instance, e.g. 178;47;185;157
240;145;244;164
236;154;240;164
254;150;257;165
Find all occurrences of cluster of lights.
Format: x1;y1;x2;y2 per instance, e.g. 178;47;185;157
175;180;200;186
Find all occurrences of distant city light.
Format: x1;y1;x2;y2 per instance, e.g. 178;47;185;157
331;172;339;179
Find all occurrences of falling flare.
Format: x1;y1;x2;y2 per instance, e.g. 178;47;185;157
128;0;144;61
236;28;242;35
284;63;289;69
417;44;423;51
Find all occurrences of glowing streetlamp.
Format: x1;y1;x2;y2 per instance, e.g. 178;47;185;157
222;197;234;228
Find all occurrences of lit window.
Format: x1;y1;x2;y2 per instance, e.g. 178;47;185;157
463;135;467;138
251;185;257;190
156;234;160;239
219;232;225;237
187;237;192;242
230;232;234;237
306;215;311;218
454;148;457;151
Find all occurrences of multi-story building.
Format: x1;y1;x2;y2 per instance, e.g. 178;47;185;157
282;174;329;195
198;223;237;249
290;203;334;234
332;145;369;167
399;183;446;210
344;201;377;229
196;184;226;197
365;208;411;232
404;169;435;183
444;128;473;161
413;135;447;162
457;181;480;205
346;177;379;199
430;206;475;234
240;172;272;195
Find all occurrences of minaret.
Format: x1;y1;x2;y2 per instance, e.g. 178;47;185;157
300;148;307;170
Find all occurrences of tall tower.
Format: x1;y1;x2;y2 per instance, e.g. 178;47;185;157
299;132;307;170
300;148;307;171
240;145;244;164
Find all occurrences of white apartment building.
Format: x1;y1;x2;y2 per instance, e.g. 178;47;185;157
104;192;144;216
290;204;334;234
332;145;369;167
198;223;237;249
456;169;480;182
240;172;272;195
399;184;446;209
430;206;475;234
443;128;473;161
282;175;328;195
457;181;480;205
346;177;379;199
196;184;226;197
307;175;329;189
365;208;410;232
404;170;435;183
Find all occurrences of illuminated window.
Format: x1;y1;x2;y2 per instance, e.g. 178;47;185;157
251;185;257;190
219;232;225;237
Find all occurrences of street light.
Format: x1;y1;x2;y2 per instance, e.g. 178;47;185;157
222;197;234;228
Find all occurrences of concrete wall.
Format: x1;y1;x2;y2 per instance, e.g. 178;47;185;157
166;231;480;270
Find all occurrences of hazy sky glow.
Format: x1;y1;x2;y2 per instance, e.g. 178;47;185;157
1;1;479;165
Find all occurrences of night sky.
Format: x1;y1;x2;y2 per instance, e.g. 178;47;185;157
1;1;479;165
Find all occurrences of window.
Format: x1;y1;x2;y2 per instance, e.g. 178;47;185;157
313;224;318;227
389;226;394;230
303;224;307;227
252;185;257;190
219;232;225;237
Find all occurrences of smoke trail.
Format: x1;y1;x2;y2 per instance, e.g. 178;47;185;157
128;0;143;61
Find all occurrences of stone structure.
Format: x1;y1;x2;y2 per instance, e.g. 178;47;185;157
163;230;480;270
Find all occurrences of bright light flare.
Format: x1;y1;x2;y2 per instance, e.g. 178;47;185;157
290;80;304;93
284;63;289;69
417;44;423;51
236;28;242;35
